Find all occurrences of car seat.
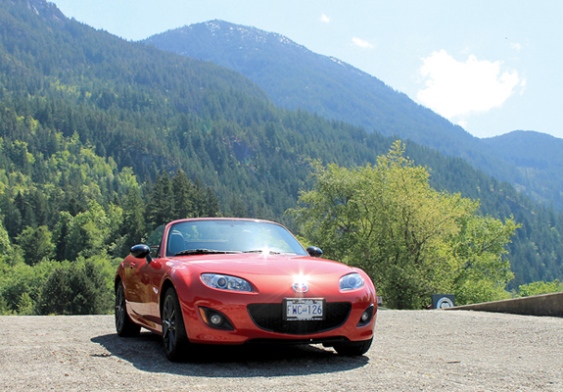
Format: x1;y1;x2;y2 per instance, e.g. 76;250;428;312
167;231;185;256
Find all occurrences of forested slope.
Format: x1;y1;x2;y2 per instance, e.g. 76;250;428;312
144;20;563;211
0;0;561;315
483;131;563;207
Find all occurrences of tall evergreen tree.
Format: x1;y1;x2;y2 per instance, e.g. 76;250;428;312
15;225;55;266
172;169;195;219
146;172;176;228
115;186;146;255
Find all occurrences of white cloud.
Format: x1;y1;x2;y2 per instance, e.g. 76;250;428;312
320;14;330;24
352;37;373;49
416;50;525;122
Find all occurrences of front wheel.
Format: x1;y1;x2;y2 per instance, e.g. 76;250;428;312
161;287;189;361
115;282;141;337
332;337;373;356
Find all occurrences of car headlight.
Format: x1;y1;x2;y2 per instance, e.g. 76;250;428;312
339;273;365;291
201;273;252;292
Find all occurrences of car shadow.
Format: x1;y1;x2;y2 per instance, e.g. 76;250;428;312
91;332;369;377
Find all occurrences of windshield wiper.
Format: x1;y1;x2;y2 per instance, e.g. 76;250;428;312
175;249;240;256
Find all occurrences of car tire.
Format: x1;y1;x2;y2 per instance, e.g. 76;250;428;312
161;287;189;361
333;337;373;356
115;282;141;337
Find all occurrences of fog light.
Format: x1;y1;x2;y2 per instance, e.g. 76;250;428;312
210;314;223;325
357;304;375;327
199;307;234;330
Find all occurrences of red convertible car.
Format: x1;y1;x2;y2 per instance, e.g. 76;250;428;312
115;218;377;361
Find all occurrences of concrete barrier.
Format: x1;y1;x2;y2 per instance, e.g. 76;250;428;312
446;292;563;317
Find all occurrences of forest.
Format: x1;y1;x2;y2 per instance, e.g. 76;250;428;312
0;0;562;314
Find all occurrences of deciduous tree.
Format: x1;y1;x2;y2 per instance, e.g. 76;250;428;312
292;142;518;308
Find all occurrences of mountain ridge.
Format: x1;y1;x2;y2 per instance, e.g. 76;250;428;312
483;130;563;205
144;20;562;210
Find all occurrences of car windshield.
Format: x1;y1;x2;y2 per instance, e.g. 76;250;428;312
165;220;308;257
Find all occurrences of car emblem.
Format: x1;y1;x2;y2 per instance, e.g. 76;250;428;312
292;281;309;293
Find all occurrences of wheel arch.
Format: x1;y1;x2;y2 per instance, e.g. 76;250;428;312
160;279;176;311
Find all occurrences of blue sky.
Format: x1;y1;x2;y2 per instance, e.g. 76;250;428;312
49;0;563;139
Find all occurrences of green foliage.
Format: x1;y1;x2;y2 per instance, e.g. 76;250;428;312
292;142;518;308
0;260;56;314
0;221;11;257
15;225;55;265
517;280;563;297
0;0;561;314
451;215;518;304
146;171;220;230
36;257;114;315
64;201;111;260
113;186;146;255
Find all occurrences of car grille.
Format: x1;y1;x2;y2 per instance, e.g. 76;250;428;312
247;302;351;335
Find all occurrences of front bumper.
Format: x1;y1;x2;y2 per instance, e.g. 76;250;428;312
182;298;376;345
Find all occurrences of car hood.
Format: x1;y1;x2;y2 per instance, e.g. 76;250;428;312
172;252;354;275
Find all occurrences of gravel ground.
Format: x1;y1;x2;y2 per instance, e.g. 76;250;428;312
0;309;562;391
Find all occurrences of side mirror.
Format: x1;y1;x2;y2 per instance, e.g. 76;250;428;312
130;244;152;262
306;246;323;258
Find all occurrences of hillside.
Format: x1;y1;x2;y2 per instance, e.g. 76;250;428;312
483;131;563;206
0;0;561;297
143;20;561;210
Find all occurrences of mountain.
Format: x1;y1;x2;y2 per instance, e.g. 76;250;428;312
143;21;482;147
483;131;563;206
143;20;561;210
0;0;562;289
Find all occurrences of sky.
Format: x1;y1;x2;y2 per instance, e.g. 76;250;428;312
48;0;563;140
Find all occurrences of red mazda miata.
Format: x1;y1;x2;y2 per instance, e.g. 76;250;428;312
115;218;377;361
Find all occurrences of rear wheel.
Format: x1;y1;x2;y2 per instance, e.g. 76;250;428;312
161;287;189;361
333;337;373;356
115;282;141;337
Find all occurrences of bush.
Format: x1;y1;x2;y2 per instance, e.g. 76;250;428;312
37;257;113;315
518;280;563;297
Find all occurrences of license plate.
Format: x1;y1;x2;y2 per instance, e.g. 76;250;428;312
284;298;325;321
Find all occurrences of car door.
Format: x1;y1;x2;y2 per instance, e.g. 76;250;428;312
134;255;166;329
122;225;166;329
